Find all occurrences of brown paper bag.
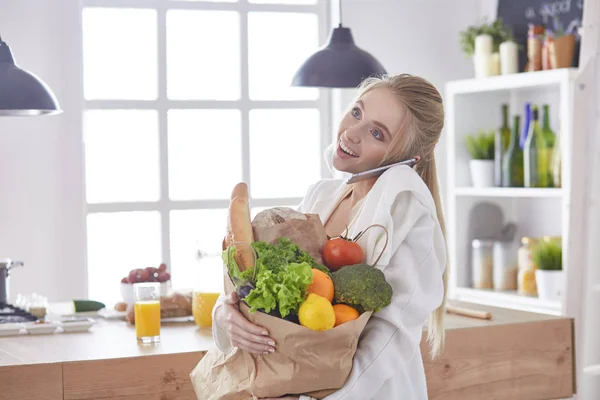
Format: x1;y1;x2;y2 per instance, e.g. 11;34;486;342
252;211;328;265
190;346;253;400
191;209;371;399
190;277;372;399
239;302;371;399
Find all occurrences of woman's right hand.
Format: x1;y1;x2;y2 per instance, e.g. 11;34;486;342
215;292;276;355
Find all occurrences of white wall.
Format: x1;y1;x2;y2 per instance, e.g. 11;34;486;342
0;0;86;302
328;0;497;194
0;0;496;303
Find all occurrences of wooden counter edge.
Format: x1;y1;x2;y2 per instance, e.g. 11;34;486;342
422;316;576;400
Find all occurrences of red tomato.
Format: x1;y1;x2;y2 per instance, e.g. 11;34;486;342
323;238;364;271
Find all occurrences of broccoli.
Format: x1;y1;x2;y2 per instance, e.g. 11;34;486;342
331;264;393;312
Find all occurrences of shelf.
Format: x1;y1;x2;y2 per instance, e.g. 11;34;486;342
452;287;562;316
453;187;563;198
446;68;578;95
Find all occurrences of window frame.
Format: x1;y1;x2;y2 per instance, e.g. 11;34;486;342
81;0;332;294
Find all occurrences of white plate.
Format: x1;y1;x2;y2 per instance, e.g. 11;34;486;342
0;323;24;336
24;322;58;335
97;308;127;320
59;320;93;333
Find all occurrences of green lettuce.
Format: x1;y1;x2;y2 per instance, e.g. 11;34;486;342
222;238;321;318
244;262;312;317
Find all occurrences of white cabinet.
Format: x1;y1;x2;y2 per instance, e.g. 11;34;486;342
444;68;578;316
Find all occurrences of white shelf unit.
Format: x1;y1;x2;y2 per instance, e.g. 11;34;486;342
445;68;578;316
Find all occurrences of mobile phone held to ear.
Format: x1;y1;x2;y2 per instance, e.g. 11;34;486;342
345;157;420;184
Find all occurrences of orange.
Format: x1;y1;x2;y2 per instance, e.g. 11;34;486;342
307;268;334;303
333;304;359;327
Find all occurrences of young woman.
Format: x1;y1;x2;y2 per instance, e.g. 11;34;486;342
213;73;448;399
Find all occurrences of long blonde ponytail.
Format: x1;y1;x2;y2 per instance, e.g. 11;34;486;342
356;73;448;359
418;155;448;359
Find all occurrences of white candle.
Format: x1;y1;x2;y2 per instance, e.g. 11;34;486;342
500;40;519;74
473;53;494;78
490;52;501;76
475;34;493;55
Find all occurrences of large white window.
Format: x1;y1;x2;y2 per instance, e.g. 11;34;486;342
81;0;330;304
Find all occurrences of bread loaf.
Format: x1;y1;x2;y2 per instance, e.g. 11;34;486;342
252;207;307;229
224;183;249;250
227;182;255;271
251;207;328;264
231;182;249;199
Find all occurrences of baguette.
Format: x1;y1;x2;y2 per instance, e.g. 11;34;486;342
228;195;255;271
231;182;249;200
224;183;250;250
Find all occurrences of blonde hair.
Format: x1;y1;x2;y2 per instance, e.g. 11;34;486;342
355;73;448;359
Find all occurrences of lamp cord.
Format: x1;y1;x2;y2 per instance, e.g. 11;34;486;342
338;0;343;27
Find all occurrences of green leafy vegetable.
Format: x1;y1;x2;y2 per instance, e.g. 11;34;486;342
222;246;254;282
222;237;326;318
244;262;313;317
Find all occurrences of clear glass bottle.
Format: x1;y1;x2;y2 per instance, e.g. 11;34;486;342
524;105;550;187
502;115;524;187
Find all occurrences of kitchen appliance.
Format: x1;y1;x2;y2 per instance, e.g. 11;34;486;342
0;259;36;324
0;258;23;306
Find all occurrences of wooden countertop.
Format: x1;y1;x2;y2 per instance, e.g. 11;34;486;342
0;300;560;367
0;318;214;367
0;301;575;400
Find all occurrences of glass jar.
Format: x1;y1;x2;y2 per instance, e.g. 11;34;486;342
493;241;518;290
518;237;538;296
472;239;494;289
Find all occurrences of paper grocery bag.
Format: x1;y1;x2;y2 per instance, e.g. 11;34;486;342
190;280;372;399
190;345;253;400
239;302;372;399
252;212;328;265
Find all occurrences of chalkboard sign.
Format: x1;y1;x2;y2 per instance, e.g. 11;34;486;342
497;0;584;71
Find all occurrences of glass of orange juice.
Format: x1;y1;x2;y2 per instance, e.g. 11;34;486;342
134;282;161;343
193;253;225;328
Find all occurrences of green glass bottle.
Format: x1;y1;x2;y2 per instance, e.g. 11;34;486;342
502;115;524;187
524;106;550;188
542;104;556;187
495;104;511;186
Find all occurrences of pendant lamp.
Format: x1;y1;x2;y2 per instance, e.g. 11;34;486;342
0;35;61;116
291;0;387;88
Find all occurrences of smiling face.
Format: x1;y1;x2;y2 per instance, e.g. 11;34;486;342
333;87;407;174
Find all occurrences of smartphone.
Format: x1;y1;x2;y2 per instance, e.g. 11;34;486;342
345;157;420;184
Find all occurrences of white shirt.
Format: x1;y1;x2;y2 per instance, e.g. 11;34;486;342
212;165;446;400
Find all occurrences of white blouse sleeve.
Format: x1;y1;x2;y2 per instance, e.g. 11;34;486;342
211;293;233;353
322;191;446;400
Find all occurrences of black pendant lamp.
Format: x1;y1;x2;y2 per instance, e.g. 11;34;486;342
291;0;387;88
0;35;61;116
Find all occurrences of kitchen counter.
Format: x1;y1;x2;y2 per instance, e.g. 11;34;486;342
0;301;575;400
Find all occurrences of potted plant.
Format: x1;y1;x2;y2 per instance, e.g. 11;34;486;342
459;18;514;77
465;130;495;187
532;238;563;302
